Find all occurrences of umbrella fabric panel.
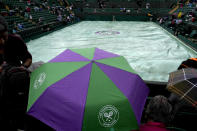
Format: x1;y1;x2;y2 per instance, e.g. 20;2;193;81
70;48;120;61
70;48;96;60
167;68;197;108
96;56;136;74
168;68;197;85
28;63;92;131
49;49;90;63
168;79;197;106
96;62;149;124
186;83;197;106
27;61;89;111
92;48;120;60
171;80;195;95
82;63;138;131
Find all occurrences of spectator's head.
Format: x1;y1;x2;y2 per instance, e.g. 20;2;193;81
0;15;8;45
145;95;172;124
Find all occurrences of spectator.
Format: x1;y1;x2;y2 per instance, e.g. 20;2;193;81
26;6;31;12
38;17;43;25
57;14;62;21
192;16;195;22
12;27;17;34
146;3;150;9
24;11;29;18
168;58;197;131
29;14;32;20
159;18;163;24
17;23;23;30
0;15;32;131
27;0;31;6
0;15;32;69
136;95;172;131
67;15;71;22
34;6;39;12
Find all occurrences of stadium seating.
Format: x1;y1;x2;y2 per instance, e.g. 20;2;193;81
0;0;79;41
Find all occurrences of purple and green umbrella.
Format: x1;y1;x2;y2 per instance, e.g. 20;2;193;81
27;48;149;131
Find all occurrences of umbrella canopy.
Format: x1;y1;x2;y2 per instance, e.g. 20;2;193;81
167;68;197;107
27;48;149;131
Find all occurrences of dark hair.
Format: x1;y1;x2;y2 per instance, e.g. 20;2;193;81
146;95;172;124
0;15;8;33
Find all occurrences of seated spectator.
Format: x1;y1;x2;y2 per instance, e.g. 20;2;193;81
17;23;23;30
34;6;39;12
12;27;17;34
159;18;163;24
9;9;15;16
135;95;172;131
146;3;150;9
126;9;131;13
24;12;29;18
27;0;31;6
14;6;19;13
29;14;32;20
26;6;31;12
57;14;62;21
67;15;71;22
70;13;75;21
192;17;195;22
38;17;43;25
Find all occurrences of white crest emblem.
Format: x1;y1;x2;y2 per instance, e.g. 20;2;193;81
98;105;119;127
34;72;46;89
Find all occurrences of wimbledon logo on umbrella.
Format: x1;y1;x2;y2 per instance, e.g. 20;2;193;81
33;72;46;89
98;105;119;127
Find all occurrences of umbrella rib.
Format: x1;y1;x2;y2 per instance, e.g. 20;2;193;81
183;69;186;80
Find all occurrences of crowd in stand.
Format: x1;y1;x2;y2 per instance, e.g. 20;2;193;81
157;0;197;40
0;0;79;35
0;14;196;131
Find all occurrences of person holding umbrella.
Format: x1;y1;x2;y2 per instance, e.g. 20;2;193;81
167;59;197;131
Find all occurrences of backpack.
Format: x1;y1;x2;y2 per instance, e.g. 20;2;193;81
0;64;30;130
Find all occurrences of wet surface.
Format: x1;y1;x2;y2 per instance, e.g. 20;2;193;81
27;21;197;82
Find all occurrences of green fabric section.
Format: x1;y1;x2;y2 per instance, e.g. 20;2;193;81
82;63;138;131
96;56;136;74
70;48;96;60
27;62;89;111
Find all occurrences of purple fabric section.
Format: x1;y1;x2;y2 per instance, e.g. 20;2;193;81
49;49;90;63
93;48;120;60
95;62;149;125
28;63;92;131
